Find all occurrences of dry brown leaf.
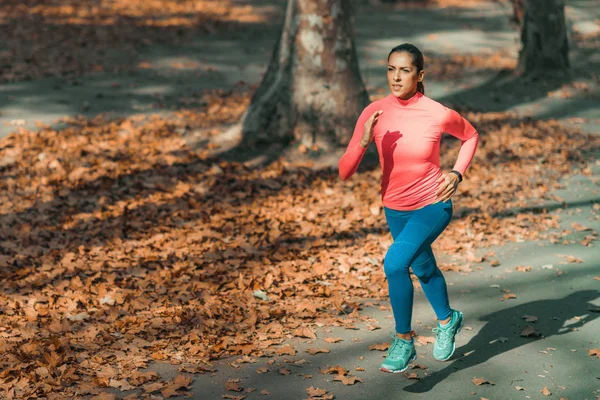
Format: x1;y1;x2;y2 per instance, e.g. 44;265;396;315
541;386;552;396
472;377;494;386
516;265;531;272
466;253;484;263
320;365;348;376
368;343;389;351
226;382;243;392
222;395;246;400
416;336;435;346
571;222;592;231
307;348;330;355
306;386;334;400
520;326;542;338
276;344;296;356
501;293;517;301
293;327;317;339
333;374;363;385
144;382;165;393
278;367;291;375
324;337;343;343
403;371;420;380
91;394;117;400
588;348;600;358
522;315;538;323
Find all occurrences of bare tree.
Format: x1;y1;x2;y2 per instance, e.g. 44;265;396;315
239;0;369;151
518;0;569;75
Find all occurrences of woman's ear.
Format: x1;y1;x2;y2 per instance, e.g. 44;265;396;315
418;70;425;82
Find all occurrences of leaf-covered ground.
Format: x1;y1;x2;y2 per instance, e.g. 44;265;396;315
1;84;598;398
1;0;599;399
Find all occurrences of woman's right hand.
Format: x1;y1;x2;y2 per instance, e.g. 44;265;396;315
360;110;383;148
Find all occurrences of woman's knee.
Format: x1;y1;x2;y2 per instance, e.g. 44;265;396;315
383;244;411;278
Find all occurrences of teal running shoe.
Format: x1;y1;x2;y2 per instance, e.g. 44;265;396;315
432;309;464;361
379;332;417;373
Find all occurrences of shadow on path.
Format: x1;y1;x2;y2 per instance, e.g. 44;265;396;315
403;289;600;393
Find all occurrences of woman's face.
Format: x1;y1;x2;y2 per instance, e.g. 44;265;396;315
387;51;424;100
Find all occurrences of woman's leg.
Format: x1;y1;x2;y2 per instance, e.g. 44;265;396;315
410;246;452;322
383;201;453;335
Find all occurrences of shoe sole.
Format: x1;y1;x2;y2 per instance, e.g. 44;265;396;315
379;353;417;374
435;311;464;362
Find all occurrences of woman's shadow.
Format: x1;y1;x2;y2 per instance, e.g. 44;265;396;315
404;290;600;393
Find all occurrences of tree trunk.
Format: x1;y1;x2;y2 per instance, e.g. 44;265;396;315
240;0;370;151
517;0;569;75
509;0;525;26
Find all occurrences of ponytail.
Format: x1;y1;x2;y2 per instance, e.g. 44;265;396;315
417;81;425;95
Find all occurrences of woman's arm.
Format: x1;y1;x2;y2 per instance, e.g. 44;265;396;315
441;107;479;176
338;105;379;180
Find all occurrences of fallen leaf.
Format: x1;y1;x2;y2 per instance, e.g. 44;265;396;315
333;374;363;385
278;367;291;375
588;348;600;358
541;386;552;396
516;265;531;272
501;293;517;301
368;343;389;351
222;395;245;400
522;315;538;323
91;394;117;400
306;386;333;400
109;379;134;391
472;377;494;386
324;337;343;343
161;375;192;398
515;386;525;391
307;348;330;355
520;326;542;338
320;365;348;376
416;336;435;346
276;344;296;356
466;253;484;263
226;382;243;392
293;326;317;339
571;222;592;231
403;372;420;380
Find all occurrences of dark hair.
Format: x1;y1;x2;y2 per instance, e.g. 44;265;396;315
387;43;425;94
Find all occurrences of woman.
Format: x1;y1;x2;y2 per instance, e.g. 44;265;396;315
338;43;479;373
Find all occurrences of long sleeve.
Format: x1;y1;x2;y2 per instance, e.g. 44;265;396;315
441;107;479;176
338;105;375;180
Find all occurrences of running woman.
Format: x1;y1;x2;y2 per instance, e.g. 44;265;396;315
338;43;479;373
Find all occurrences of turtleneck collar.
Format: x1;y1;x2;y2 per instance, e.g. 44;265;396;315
391;91;423;108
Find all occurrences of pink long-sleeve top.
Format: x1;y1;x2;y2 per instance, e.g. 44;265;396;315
339;92;479;211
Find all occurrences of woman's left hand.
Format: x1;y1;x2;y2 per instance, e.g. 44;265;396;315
435;172;460;202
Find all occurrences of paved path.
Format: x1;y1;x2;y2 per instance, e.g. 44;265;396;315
1;1;598;399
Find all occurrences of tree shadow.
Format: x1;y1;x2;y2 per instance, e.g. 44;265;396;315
403;289;600;393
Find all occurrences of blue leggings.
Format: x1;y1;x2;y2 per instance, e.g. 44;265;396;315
383;200;453;334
